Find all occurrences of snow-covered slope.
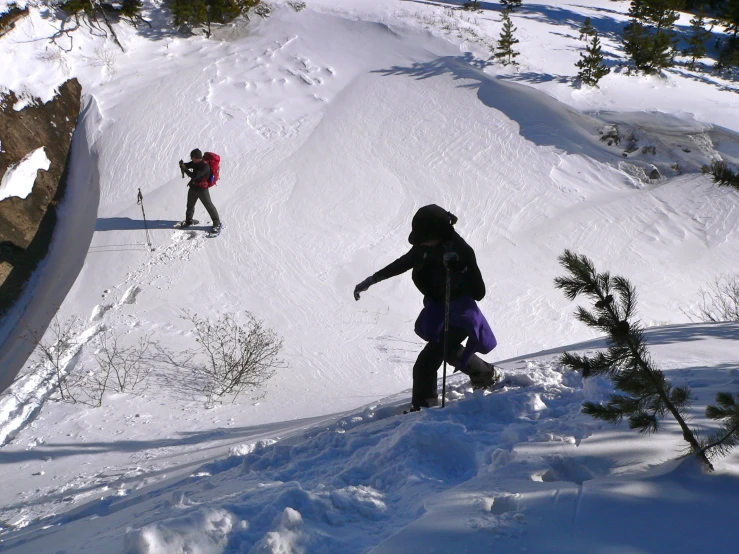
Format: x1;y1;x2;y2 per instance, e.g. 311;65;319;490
1;0;739;551
2;323;738;552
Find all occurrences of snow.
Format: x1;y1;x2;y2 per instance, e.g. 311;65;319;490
0;147;50;201
0;0;738;551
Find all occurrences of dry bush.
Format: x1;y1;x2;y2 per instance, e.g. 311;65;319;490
25;315;82;401
157;311;282;407
55;328;155;407
683;274;739;322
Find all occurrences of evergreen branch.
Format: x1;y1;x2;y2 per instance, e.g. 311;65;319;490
700;393;739;460
711;161;739;191
582;401;624;424
555;250;713;471
555;250;599;299
628;410;660;434
559;351;593;375
574;305;603;329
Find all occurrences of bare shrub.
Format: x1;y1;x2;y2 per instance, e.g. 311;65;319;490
36;46;72;76
25;315;83;401
63;329;155;407
178;311;282;407
683;274;739;322
94;47;117;76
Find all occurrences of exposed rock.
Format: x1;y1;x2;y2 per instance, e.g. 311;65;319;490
0;5;28;38
0;79;81;314
649;167;661;180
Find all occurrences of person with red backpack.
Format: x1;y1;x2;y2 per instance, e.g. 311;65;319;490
178;148;221;235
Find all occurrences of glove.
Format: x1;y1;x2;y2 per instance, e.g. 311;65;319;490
353;276;375;301
443;251;459;265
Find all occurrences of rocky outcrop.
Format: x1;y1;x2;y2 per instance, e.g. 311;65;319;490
0;5;28;38
0;79;82;315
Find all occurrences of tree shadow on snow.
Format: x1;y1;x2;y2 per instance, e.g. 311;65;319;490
373;53;617;162
501;323;739;364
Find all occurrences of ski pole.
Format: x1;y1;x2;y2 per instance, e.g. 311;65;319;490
137;188;153;251
441;263;451;408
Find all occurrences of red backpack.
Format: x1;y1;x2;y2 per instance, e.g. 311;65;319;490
203;152;220;187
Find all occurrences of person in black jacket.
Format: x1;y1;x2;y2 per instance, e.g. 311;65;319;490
354;205;498;411
178;149;221;233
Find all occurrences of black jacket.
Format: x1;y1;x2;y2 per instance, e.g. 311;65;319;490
372;231;485;302
184;160;211;187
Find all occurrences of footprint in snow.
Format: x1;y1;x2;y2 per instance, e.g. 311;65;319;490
119;285;141;306
90;303;113;322
172;230;198;242
489;494;520;515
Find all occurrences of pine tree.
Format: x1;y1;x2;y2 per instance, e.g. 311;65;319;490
576;32;611;86
169;0;261;28
623;0;683;73
554;250;714;472
684;11;711;70
579;17;596;41
170;0;207;27
715;35;739;74
711;161;739;191
721;0;739;37
500;0;523;10
495;9;520;66
624;0;652;70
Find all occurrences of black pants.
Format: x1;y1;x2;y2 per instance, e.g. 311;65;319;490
412;327;467;408
186;186;220;226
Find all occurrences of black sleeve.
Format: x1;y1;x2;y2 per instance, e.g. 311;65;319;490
454;236;486;301
467;252;486;301
372;249;416;283
183;162;210;182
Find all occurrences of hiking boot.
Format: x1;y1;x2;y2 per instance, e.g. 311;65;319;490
469;365;500;390
404;396;439;414
211;223;222;234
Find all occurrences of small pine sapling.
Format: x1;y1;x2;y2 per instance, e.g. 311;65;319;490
500;0;523;10
579;17;596;41
575;32;610;87
684;11;711;70
554;250;714;472
495;8;520;66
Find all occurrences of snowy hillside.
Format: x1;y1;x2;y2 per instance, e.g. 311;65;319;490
1;0;739;551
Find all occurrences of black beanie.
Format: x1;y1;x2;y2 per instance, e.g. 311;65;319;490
190;149;203;159
408;204;457;245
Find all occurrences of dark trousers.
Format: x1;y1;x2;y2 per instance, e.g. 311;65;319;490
412;327;467;408
186;186;220;226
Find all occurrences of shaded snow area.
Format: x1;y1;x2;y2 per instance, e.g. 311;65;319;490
0;147;50;201
2;324;739;553
0;0;739;551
